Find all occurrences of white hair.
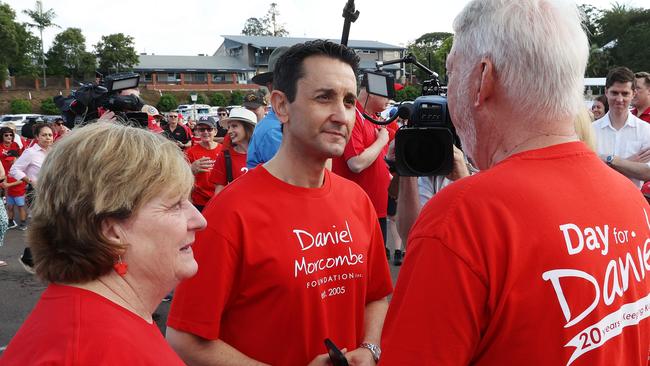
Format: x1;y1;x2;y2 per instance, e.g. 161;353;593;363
452;0;589;120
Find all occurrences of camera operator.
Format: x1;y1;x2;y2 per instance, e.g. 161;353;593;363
380;0;650;364
332;83;391;259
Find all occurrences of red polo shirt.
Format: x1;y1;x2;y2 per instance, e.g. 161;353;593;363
632;107;650;123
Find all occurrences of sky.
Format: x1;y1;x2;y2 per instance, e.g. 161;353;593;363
2;0;648;56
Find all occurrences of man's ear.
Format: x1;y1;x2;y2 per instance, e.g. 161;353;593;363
271;90;290;125
475;57;496;107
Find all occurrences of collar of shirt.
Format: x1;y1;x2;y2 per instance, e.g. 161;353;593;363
598;110;638;131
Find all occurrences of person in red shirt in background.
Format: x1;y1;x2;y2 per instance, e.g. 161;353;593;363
208;107;257;195
51;117;70;141
0;127;25;229
332;81;392;260
380;0;650;365
632;71;650;123
167;39;392;366
185;117;221;212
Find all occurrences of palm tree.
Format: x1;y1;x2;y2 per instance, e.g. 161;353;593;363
23;1;58;88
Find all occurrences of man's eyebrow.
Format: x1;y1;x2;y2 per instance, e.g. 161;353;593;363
314;88;336;95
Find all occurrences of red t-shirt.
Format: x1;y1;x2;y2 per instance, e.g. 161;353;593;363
168;167;393;365
381;142;650;366
185;143;222;206
332;101;390;217
632;107;650;123
0;284;185;365
208;146;248;187
0;142;26;196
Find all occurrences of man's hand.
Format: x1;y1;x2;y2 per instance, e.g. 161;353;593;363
307;352;336;366
345;347;375;366
628;148;650;163
97;110;116;123
375;127;389;146
447;145;471;181
191;157;215;174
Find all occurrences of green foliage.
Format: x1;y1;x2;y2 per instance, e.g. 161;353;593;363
94;33;139;74
40;97;58;114
209;92;228;106
241;3;288;36
10;99;31;114
230;90;244;105
395;85;420;102
613;22;650;72
23;1;59;84
0;3;40;81
46;28;95;78
406;32;453;82
157;94;178;112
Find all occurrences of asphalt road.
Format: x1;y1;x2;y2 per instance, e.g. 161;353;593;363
0;224;403;353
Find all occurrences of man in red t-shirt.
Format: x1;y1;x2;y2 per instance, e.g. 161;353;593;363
167;40;392;366
380;1;650;365
185;116;222;212
332;85;391;259
632;72;650;123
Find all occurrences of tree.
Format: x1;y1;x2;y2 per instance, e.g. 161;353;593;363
264;3;288;37
242;17;269;36
23;0;58;87
0;3;20;83
94;33;139;74
395;85;420;102
241;3;288;37
46;28;95;79
406;32;453;82
40;97;58;114
230;90;244;105
157;94;178;112
10;99;31;114
614;22;650;72
579;4;602;45
210;92;228;107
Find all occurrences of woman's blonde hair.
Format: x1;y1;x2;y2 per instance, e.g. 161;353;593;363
30;122;193;283
575;107;596;151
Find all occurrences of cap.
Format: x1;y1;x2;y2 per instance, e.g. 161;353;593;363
224;107;258;127
141;105;162;117
252;46;290;85
196;116;217;129
243;90;267;109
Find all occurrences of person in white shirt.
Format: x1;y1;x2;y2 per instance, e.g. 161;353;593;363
10;122;53;272
593;66;650;188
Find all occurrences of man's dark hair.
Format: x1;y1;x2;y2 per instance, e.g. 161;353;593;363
636;72;650;88
606;67;636;89
32;122;51;137
273;40;360;102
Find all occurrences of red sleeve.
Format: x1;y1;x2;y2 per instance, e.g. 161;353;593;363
380;236;488;365
364;207;393;302
208;152;227;186
167;225;240;340
342;112;368;161
386;121;398;142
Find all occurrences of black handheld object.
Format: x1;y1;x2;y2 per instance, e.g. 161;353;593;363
324;338;349;366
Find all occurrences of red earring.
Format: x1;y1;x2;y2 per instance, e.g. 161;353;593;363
113;255;128;276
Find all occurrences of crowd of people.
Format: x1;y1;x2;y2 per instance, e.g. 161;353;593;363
1;0;650;365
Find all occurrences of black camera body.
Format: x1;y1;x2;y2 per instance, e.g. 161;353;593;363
54;72;146;129
394;95;458;176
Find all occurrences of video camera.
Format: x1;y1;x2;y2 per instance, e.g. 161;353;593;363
361;54;460;176
53;72;147;131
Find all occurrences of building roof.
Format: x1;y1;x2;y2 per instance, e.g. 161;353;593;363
221;35;404;50
134;55;254;72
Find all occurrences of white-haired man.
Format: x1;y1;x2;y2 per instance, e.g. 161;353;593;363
380;1;650;365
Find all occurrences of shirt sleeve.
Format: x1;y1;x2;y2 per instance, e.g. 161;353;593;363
342;112;368;161
9;149;31;181
208;152;227;186
380;236;488;365
167;225;241;340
